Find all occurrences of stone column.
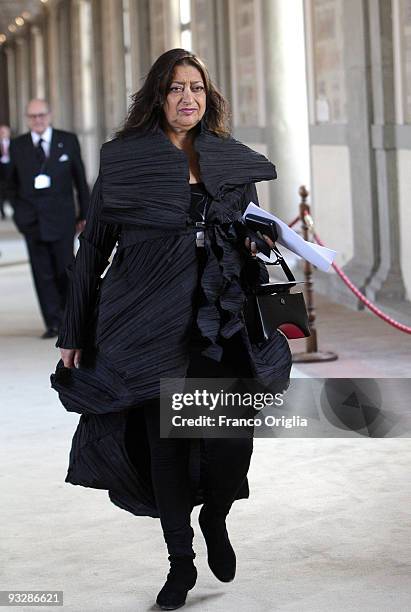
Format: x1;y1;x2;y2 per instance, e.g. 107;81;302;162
46;1;62;124
0;47;10;125
15;37;30;133
90;0;105;144
41;0;73;127
5;46;17;131
30;25;46;99
228;0;275;208
213;0;232;98
71;0;104;179
366;0;407;303
261;0;311;221
100;0;127;138
56;0;74;129
191;0;218;81
303;0;378;307
148;0;180;63
341;0;379;297
129;0;151;83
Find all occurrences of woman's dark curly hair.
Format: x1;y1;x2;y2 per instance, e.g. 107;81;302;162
115;48;231;138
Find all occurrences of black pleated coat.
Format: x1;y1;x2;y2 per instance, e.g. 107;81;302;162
50;120;292;518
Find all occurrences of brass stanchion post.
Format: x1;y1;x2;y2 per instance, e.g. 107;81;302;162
292;186;338;363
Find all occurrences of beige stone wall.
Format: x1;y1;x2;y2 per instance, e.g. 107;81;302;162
311;145;354;268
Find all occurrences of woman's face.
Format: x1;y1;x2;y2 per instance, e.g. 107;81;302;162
163;64;206;133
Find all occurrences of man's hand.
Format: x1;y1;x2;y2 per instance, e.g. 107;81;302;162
60;348;82;369
244;233;275;257
76;219;86;234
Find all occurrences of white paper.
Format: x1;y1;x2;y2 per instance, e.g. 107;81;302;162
242;202;336;272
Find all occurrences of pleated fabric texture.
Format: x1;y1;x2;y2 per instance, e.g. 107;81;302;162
50;121;293;517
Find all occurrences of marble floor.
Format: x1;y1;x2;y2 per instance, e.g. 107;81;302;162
0;234;410;611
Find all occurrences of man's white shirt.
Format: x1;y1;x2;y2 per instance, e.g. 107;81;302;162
31;126;53;158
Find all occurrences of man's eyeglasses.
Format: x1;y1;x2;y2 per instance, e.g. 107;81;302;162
26;113;49;119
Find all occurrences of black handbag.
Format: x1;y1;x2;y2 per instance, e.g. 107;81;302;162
244;244;311;342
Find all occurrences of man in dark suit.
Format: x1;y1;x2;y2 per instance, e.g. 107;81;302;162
0;124;11;220
7;99;90;338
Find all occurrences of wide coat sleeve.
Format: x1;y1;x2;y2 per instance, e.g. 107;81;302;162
56;171;120;349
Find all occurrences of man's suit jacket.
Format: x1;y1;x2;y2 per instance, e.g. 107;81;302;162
0;159;9;187
7;128;90;240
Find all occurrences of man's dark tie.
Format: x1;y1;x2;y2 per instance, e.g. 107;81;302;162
35;138;46;167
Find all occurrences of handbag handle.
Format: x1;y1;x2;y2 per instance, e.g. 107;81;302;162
236;218;296;283
266;244;296;282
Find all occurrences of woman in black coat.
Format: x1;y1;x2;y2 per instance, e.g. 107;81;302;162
51;48;292;610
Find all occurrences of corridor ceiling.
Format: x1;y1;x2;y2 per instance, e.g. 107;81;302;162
0;1;41;37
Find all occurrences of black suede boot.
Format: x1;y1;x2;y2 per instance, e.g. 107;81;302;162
156;554;198;610
198;504;236;582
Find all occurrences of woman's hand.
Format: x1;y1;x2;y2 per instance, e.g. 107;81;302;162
244;234;276;257
75;219;86;234
60;348;82;369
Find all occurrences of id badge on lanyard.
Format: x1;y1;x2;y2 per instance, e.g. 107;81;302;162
34;174;51;189
34;147;51;189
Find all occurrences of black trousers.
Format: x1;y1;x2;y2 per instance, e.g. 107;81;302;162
143;317;254;557
0;178;7;219
24;229;74;329
142;246;255;557
143;400;254;557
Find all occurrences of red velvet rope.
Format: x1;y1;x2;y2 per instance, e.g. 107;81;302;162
288;211;411;334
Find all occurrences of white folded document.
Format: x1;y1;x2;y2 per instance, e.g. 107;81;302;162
242;202;337;272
